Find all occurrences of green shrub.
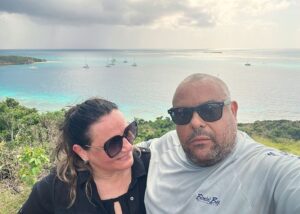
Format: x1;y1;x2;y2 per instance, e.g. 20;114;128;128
135;116;175;142
17;146;50;185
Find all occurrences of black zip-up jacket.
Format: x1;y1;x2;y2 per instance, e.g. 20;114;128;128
19;148;150;214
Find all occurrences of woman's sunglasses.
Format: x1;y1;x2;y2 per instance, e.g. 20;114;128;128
85;121;138;158
168;99;231;125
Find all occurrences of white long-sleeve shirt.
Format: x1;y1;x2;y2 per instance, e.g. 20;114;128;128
140;130;300;214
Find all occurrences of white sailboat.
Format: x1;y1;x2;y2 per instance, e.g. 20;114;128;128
131;58;137;67
83;57;89;69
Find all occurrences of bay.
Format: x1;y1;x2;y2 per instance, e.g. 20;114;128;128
0;49;300;123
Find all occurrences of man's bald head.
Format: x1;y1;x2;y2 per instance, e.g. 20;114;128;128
172;73;231;106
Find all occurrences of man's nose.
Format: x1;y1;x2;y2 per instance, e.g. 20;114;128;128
190;111;207;129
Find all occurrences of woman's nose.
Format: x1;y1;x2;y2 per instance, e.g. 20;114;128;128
122;137;133;151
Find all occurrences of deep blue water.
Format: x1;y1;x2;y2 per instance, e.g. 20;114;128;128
0;49;300;122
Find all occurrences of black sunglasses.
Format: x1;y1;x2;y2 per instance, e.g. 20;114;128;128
85;121;138;158
168;99;231;125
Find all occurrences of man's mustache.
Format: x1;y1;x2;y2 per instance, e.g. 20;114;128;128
187;128;214;144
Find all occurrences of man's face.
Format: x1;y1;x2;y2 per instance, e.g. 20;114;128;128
173;80;238;166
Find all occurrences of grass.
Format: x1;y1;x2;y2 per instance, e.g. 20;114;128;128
253;135;300;156
0;183;30;214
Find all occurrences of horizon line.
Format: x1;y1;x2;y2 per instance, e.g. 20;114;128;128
1;48;300;51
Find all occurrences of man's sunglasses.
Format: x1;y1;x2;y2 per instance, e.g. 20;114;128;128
168;99;231;125
85;121;138;158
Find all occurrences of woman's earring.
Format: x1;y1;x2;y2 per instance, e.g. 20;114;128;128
83;159;89;164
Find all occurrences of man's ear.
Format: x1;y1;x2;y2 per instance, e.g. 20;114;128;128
73;144;89;162
230;101;238;118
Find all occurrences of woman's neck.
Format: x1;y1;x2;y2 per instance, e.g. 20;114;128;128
93;168;132;200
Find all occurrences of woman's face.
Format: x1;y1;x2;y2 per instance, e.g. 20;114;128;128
85;109;134;173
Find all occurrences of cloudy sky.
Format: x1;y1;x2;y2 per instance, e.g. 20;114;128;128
0;0;299;49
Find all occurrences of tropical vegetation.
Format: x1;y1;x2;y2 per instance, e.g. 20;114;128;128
0;55;46;65
0;98;299;213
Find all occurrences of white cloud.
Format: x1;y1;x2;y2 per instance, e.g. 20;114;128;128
238;0;291;15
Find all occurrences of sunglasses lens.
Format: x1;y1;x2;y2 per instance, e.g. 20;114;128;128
197;103;223;122
168;102;225;125
124;121;138;143
104;136;123;158
104;121;138;158
169;108;193;125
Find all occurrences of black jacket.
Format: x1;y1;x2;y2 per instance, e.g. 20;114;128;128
19;148;150;214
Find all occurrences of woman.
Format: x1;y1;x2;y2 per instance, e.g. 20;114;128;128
19;98;150;214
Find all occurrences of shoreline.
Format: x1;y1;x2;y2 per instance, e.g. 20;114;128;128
0;96;299;123
0;55;46;65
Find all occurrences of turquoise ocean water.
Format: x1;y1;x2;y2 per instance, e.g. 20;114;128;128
0;49;300;123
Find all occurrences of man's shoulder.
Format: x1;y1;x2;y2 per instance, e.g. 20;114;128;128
137;130;178;149
159;130;178;142
150;130;180;150
236;130;267;152
236;130;300;167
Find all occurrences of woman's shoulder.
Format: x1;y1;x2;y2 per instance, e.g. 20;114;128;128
30;171;67;202
138;146;151;156
35;170;66;190
18;172;58;213
32;169;73;203
34;171;56;192
135;147;151;161
134;147;151;172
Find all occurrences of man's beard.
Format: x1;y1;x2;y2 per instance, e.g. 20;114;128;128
182;125;236;167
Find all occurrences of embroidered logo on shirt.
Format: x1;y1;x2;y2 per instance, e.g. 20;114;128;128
196;193;220;206
266;151;299;159
266;151;285;156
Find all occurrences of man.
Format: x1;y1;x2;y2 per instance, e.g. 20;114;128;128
140;73;300;214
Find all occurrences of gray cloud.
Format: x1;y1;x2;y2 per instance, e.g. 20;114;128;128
0;0;216;27
0;0;294;27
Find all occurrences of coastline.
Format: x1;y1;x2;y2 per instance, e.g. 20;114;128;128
0;55;46;65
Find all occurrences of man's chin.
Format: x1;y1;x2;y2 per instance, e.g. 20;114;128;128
186;150;221;167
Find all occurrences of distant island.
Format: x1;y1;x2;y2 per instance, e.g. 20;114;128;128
0;55;46;65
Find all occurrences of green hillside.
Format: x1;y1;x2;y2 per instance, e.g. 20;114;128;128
0;98;299;213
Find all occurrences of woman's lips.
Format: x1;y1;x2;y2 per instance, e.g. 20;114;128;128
116;152;132;160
